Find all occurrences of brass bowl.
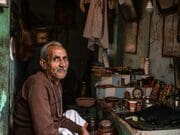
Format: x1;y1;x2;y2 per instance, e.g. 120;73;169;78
76;97;95;107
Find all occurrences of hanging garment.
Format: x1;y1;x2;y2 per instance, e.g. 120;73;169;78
80;0;91;13
83;0;109;50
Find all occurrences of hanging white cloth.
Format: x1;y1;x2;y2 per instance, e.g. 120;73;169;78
83;0;109;50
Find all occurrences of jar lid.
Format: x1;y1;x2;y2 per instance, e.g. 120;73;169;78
98;120;112;129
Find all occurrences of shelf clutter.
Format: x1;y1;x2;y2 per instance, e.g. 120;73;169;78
91;65;180;112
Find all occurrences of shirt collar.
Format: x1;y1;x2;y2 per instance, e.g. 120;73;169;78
44;71;61;86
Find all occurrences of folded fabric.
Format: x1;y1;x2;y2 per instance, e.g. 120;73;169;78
58;128;73;135
58;109;87;135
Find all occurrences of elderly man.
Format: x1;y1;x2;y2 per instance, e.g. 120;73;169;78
13;41;89;135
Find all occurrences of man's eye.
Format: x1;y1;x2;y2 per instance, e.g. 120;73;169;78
54;58;60;61
63;57;69;61
53;57;68;62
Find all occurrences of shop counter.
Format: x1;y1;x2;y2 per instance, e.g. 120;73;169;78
97;100;180;135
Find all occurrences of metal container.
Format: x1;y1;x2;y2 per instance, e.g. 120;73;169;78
174;96;180;111
97;120;114;135
88;117;97;135
143;97;155;109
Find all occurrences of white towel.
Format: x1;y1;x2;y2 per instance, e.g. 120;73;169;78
58;109;87;135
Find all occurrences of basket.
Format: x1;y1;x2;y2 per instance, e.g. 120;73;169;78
75;97;95;107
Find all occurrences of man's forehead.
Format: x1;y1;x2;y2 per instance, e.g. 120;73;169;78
48;45;66;53
47;47;67;58
48;44;64;50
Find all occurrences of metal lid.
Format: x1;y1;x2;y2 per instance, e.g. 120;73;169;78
98;120;112;129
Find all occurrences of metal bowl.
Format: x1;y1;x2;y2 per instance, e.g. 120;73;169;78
76;97;95;107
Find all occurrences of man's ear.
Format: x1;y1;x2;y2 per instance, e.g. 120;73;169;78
40;59;47;70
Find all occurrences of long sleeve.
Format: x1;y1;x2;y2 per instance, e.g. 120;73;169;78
14;72;82;135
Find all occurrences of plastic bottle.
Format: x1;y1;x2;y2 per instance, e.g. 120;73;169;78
144;58;150;75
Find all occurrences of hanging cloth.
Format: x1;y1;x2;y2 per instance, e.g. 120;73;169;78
83;0;109;50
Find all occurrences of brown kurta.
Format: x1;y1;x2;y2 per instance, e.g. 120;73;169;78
13;71;82;135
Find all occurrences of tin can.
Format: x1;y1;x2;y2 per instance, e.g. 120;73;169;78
136;99;143;111
88;117;96;135
97;120;113;135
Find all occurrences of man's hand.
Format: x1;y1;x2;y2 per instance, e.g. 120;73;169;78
81;127;89;135
81;122;89;135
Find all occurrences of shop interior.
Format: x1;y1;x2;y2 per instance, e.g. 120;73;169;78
4;0;180;134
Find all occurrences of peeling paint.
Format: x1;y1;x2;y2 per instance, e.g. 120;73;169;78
0;91;7;116
0;7;10;135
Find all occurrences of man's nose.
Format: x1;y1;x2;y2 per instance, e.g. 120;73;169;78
59;59;66;67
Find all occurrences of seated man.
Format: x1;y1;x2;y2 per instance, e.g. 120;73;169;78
13;41;89;135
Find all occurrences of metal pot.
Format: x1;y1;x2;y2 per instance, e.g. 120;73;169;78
143;97;155;108
174;96;180;111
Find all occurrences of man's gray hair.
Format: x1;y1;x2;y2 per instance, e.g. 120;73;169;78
40;41;63;60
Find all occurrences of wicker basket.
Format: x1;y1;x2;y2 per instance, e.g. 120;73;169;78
75;97;95;107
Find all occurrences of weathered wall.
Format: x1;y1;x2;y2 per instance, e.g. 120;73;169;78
0;7;10;135
0;0;177;134
122;0;175;84
149;3;174;84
